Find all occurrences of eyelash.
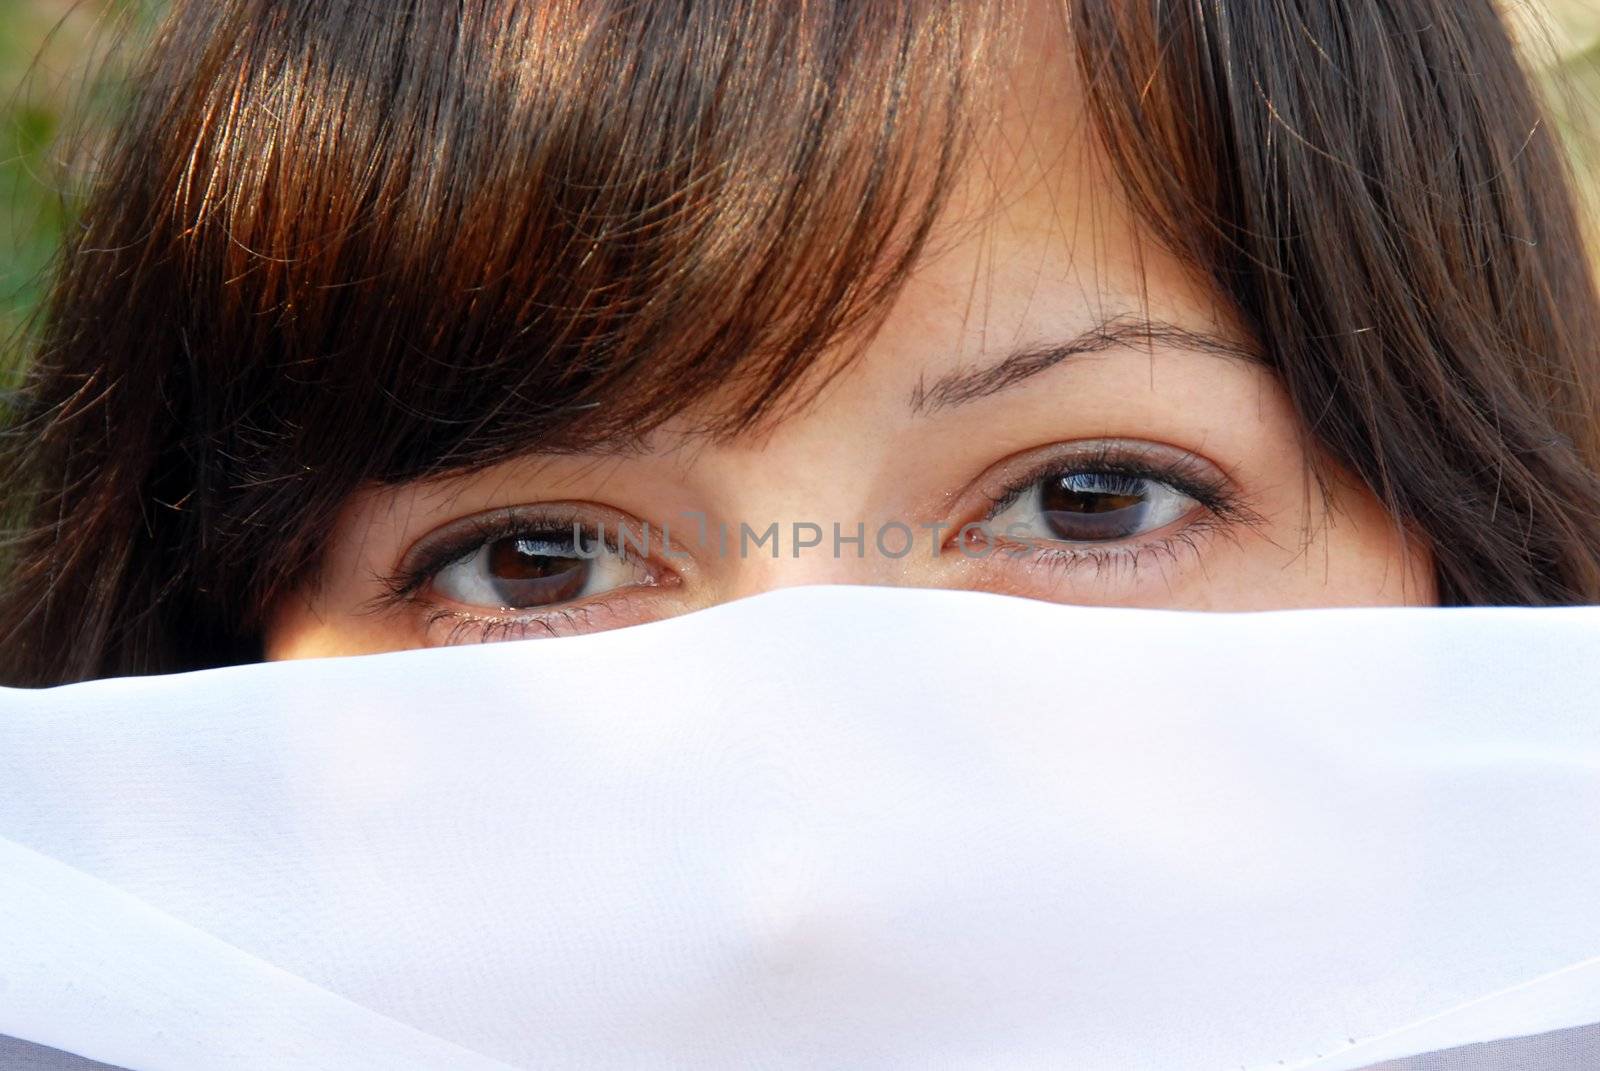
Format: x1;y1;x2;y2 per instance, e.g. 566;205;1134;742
422;604;600;646
373;506;593;603
362;506;655;641
972;442;1261;581
1000;518;1232;585
365;445;1263;639
982;442;1234;518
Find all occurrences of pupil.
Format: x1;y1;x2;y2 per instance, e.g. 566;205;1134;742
1039;474;1149;541
484;536;589;607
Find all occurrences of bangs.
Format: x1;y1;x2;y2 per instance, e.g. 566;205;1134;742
8;0;1600;683
152;0;988;477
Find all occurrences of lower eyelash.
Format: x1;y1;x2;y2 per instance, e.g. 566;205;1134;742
997;515;1235;585
421;604;601;645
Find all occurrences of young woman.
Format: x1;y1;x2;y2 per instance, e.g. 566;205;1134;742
3;0;1598;684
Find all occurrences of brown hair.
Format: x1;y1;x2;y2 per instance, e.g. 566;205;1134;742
3;0;1599;686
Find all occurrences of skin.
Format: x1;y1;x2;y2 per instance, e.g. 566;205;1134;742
265;17;1435;659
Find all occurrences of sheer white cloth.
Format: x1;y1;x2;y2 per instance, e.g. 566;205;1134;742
1;585;1598;1070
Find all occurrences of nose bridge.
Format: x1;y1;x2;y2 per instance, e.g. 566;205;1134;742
710;479;905;594
683;425;919;599
720;517;915;596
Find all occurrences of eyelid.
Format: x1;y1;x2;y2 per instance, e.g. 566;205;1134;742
371;501;683;611
415;586;669;645
942;440;1267;593
965;439;1242;533
995;514;1236;587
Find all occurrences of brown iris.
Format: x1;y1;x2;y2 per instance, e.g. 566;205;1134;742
1039;474;1150;542
483;537;590;608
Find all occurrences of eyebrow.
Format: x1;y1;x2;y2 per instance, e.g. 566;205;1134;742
907;314;1261;414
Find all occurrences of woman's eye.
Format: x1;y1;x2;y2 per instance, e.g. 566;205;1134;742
429;530;647;610
989;472;1200;544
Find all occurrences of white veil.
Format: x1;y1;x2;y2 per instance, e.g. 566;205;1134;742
2;585;1598;1070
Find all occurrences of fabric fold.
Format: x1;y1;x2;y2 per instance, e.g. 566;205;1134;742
0;836;524;1071
2;585;1598;1069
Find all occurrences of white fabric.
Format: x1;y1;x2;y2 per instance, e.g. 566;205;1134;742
1;584;1598;1071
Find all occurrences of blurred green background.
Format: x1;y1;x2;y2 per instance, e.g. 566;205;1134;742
1;0;111;343
2;0;1599;346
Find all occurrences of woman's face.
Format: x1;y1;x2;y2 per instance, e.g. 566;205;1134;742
265;27;1434;659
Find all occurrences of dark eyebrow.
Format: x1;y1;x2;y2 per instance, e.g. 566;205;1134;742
907;314;1261;414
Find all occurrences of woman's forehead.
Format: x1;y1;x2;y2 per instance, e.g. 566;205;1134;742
682;24;1246;448
370;35;1253;505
